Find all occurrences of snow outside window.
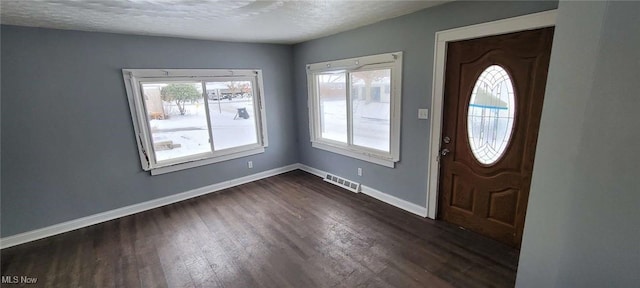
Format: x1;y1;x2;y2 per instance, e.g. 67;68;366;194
307;52;402;168
123;69;268;175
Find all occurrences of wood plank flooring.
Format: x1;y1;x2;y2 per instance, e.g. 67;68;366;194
1;170;519;287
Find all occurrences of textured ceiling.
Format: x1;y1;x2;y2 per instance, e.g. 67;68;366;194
0;0;448;44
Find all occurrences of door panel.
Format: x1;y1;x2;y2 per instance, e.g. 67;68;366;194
438;28;554;247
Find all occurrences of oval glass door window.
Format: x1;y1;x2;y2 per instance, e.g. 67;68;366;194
467;65;516;165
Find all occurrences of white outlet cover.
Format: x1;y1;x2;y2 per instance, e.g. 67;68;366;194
418;108;429;119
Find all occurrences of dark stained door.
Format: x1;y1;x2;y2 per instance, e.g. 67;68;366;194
438;28;554;247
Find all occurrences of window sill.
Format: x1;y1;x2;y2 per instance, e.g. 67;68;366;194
311;141;396;168
149;147;265;175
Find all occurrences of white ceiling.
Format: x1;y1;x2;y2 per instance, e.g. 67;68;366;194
0;0;448;44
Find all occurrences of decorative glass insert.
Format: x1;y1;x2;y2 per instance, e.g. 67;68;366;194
467;65;516;165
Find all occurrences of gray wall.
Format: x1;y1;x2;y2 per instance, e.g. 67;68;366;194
293;1;558;205
517;1;640;286
0;27;3;230
0;26;297;237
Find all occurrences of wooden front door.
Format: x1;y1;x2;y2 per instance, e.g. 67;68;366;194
438;28;554;247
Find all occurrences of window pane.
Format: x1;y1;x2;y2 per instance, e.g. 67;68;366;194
350;69;391;152
142;82;211;162
317;72;347;143
206;81;258;150
467;65;515;165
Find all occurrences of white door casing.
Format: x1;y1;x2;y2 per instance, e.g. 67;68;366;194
426;10;557;219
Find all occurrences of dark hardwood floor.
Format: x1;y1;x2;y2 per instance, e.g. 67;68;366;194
1;170;519;287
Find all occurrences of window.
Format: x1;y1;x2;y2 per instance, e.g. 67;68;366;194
123;69;268;175
307;52;402;167
467;65;515;165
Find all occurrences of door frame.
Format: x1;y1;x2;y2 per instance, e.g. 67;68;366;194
426;10;557;219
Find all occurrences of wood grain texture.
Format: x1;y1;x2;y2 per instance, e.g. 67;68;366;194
1;171;518;287
439;28;554;247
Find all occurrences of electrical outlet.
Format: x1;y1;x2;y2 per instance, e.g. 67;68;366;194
357;168;362;176
248;161;253;169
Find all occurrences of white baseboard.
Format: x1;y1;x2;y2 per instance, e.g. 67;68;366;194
298;164;428;217
1;163;427;249
297;164;325;178
0;164;299;249
360;186;428;217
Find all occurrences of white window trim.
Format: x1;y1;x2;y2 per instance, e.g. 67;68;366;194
122;69;269;175
306;52;402;168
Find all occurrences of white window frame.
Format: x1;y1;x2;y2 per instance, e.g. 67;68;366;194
306;52;402;168
122;69;268;175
